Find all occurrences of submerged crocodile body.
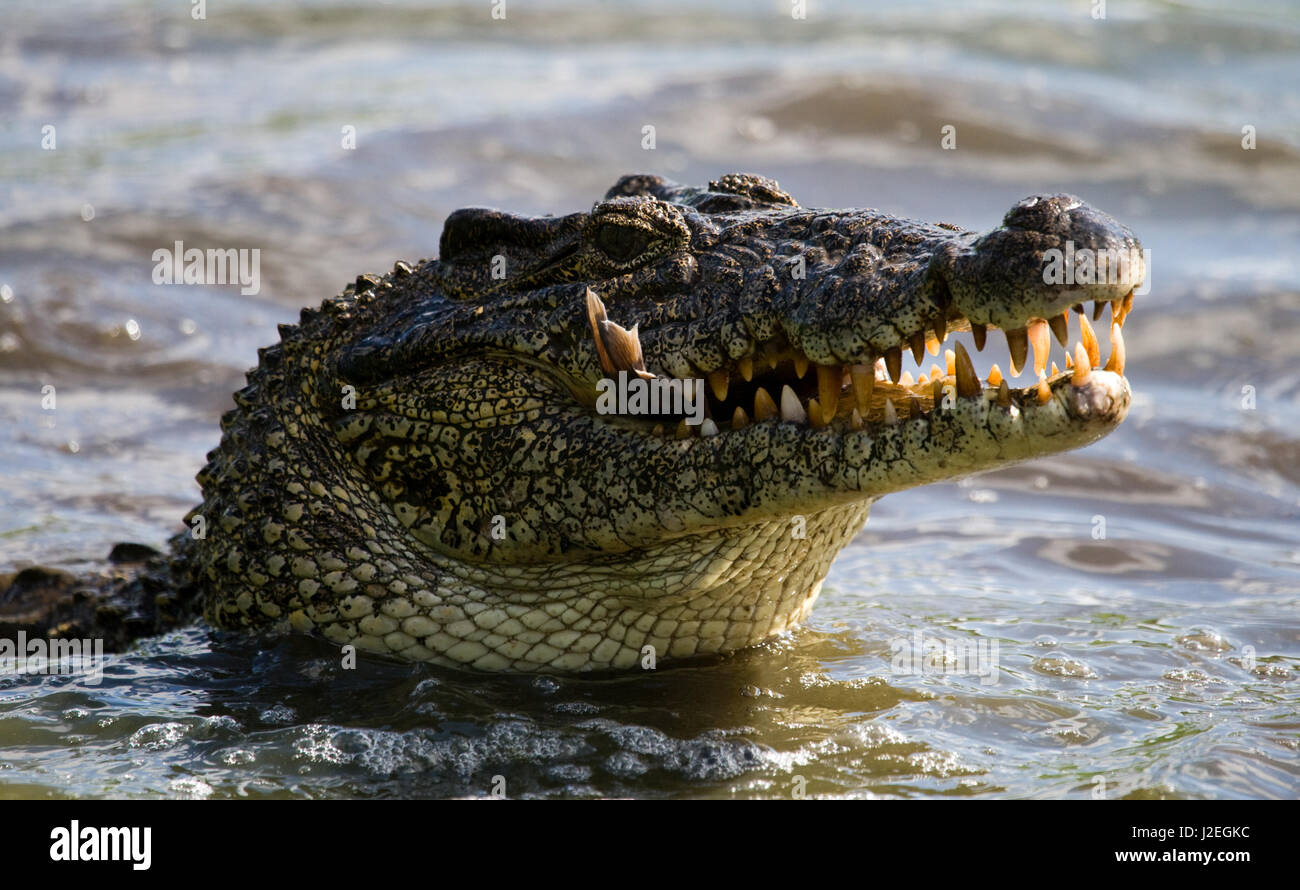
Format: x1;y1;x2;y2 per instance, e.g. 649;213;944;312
1;173;1143;671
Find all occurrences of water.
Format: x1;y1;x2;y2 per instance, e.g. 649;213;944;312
1;0;1297;799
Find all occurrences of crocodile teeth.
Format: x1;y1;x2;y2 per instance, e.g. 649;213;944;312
586;288;652;379
793;353;810;379
997;379;1011;407
808;397;826;428
1105;323;1126;373
987;363;1003;386
931;377;945;404
1072;342;1092;385
708;368;729;402
885;346;903;383
738;356;754;382
1092;300;1107;321
909;394;922;418
882;398;897;424
971;322;987;351
898;370;914;386
1006;328;1028;376
753;387;778;422
586;288;616;375
1049;312;1070;348
817;364;840;420
929;362;944;381
910;331;926;364
780;385;807;423
945;349;956;378
1028;318;1051;377
1036;374;1052;405
699;417;719;437
1051;361;1060;376
1065;351;1073;368
1116;290;1134;327
953;342;979;397
676;418;692;438
849;408;865;430
932;314;947;345
1078;312;1101;369
850;364;874;413
652;423;665;437
732;406;749;430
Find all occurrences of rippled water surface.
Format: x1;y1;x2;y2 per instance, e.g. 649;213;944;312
1;0;1298;798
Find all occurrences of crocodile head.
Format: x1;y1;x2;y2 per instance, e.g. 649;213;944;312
192;173;1142;671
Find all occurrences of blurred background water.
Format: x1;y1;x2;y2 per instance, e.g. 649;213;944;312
0;0;1297;798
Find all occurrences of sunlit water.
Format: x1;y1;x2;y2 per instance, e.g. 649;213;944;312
1;0;1297;798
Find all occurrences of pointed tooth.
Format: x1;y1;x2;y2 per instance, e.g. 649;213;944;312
793;353;810;379
585;288;616;375
808;397;825;428
883;398;898;424
1078;313;1101;369
997;379;1011;407
909;394;922;418
1117;290;1134;327
874;357;888;380
1006;328;1028;376
731;406;750;430
676;418;692;438
737;356;753;382
1065;351;1073;369
987;363;1003;386
767;351;780;370
1072;303;1085;315
850;364;874;413
1028;318;1051;377
598;319;652;378
1105;323;1126;374
816;364;840;420
926;335;942;357
1049;312;1070;347
699;417;719;437
652;423;665;437
929;362;944;381
932;313;947;345
910;331;926;364
1036;374;1052;405
1092;300;1107;321
885;346;903;383
917;373;929;385
1051;361;1060;376
971;323;987;351
898;370;914;386
849;408;864;431
780;385;807;424
1072;342;1092;386
753;387;778;421
953;341;979;397
945;349;956;378
931;377;946;405
708;368;729;402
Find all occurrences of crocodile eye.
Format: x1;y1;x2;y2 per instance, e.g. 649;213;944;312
593;223;653;265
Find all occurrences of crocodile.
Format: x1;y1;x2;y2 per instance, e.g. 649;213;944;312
0;173;1143;671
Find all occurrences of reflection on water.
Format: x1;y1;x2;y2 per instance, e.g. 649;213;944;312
0;0;1297;798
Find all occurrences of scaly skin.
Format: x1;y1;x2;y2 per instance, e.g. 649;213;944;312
1;174;1143;671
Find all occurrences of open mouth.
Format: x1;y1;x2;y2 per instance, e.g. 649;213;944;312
586;288;1132;437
